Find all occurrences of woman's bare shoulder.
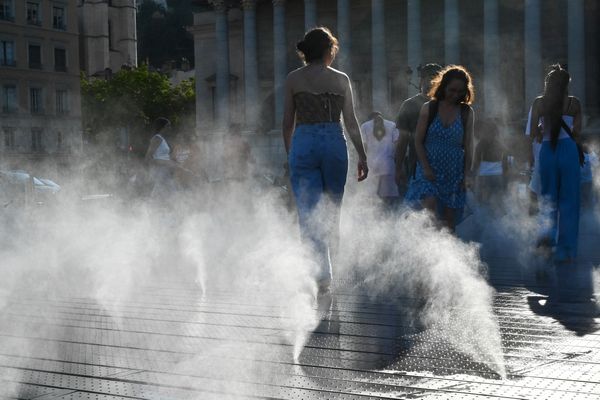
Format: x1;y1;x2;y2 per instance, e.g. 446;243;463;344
286;67;305;82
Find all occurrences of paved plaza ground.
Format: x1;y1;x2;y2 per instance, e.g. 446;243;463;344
1;218;600;399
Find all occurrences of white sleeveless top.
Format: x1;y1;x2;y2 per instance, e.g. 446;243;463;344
540;115;573;142
152;134;171;160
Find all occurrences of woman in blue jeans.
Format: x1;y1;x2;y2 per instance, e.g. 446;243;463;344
529;65;583;282
282;27;368;293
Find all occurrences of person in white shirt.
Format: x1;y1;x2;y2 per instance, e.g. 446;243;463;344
361;112;400;207
144;117;181;199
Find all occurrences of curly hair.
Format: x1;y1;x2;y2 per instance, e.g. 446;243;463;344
428;65;475;105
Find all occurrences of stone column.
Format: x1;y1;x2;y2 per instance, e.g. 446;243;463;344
273;0;287;128
304;0;317;32
483;0;500;117
336;0;351;75
212;0;230;130
524;0;541;109
444;0;459;64
371;0;387;113
406;0;421;75
242;0;259;131
568;0;585;107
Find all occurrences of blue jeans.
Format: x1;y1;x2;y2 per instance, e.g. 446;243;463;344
539;138;580;262
289;123;348;282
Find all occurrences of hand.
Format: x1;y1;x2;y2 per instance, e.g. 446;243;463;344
357;159;369;182
395;168;407;186
423;168;435;182
462;175;473;191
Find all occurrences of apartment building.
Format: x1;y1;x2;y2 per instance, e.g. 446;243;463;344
0;0;81;167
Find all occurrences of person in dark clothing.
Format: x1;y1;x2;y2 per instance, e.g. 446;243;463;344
395;63;442;190
473;118;508;211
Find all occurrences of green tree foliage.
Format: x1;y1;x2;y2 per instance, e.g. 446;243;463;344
81;65;195;153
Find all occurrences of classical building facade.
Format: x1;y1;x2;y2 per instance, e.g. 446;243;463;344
192;0;599;138
1;0;82;169
77;0;138;77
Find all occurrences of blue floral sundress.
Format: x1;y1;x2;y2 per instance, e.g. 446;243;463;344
405;114;466;209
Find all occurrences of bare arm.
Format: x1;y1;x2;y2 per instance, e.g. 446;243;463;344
464;107;475;176
282;76;296;154
342;76;367;161
342;75;368;181
530;97;542;143
145;137;161;162
571;97;582;139
473;141;482;177
395;130;410;168
414;104;432;175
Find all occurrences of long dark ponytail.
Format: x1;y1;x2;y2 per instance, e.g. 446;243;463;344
542;64;570;149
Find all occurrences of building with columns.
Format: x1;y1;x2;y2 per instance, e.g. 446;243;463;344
78;0;138;77
191;0;600;170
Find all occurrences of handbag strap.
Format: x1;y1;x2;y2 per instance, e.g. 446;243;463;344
559;117;575;141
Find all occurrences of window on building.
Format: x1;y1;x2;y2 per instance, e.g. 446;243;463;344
1;40;15;66
3;127;15;150
54;48;66;72
30;88;43;114
52;6;65;30
31;128;43;152
56;89;67;114
26;2;41;25
29;44;42;69
0;0;14;21
2;85;17;113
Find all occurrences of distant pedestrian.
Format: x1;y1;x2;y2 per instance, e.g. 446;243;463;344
580;144;598;210
528;64;582;265
473;118;507;211
144;117;181;199
405;65;475;232
361;111;400;207
282;27;368;293
395;63;442;190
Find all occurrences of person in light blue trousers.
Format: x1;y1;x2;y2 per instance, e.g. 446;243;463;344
282;28;369;293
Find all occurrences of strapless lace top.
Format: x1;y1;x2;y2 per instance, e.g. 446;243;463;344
293;92;345;124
